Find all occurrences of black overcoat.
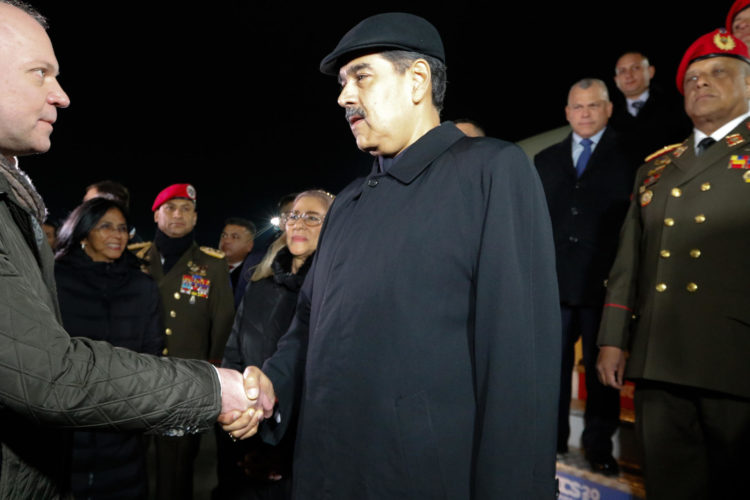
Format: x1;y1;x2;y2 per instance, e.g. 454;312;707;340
262;123;561;499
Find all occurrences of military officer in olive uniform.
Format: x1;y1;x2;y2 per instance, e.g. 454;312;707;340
597;29;750;500
132;183;234;499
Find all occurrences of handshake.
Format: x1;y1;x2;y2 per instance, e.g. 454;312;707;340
215;366;276;439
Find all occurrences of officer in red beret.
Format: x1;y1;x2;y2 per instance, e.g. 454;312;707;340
597;29;750;499
728;0;750;46
131;183;235;499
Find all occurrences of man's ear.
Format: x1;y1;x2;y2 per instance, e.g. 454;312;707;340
410;59;432;104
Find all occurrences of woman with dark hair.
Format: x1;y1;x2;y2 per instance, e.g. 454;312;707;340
217;189;334;500
55;197;163;499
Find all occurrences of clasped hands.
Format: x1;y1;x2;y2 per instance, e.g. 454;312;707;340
216;366;276;439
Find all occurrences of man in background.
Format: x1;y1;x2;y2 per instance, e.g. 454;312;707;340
535;78;633;475
609;51;690;166
132;183;235;499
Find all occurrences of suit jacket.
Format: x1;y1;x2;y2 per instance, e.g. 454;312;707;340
261;123;561;499
609;85;692;167
138;242;234;363
534;127;635;306
598;118;750;399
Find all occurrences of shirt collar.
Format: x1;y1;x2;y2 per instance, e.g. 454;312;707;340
625;89;649;107
572;126;606;147
693;110;750;153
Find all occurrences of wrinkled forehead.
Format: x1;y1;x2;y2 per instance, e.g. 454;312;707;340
337;52;390;83
568;85;607;105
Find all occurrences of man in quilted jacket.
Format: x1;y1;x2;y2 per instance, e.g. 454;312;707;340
0;1;255;497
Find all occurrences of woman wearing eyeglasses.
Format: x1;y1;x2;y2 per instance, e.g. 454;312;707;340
218;189;334;500
54;197;163;500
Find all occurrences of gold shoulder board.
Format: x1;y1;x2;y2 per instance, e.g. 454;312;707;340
644;143;683;163
200;246;226;259
128;241;152;259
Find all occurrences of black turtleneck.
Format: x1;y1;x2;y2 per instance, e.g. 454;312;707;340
154;228;194;273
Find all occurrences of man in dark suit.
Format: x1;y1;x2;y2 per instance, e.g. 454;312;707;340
597;29;750;499
610;52;691;166
535;78;634;475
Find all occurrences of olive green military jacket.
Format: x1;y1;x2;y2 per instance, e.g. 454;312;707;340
137;242;234;364
598;118;750;398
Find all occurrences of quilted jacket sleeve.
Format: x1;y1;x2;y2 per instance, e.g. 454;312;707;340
0;251;221;435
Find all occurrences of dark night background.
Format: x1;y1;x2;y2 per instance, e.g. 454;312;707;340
22;1;732;246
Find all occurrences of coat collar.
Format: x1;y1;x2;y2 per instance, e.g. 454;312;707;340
670;118;750;182
372;121;465;185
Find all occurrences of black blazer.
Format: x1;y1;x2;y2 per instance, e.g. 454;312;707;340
535;127;635;306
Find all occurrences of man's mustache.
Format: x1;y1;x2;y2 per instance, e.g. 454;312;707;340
345;108;366;122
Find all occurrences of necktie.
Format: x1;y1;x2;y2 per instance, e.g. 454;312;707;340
697;137;716;156
576;138;592;178
631;100;644;116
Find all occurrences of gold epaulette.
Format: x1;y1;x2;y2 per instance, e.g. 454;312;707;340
128;241;152;259
644;143;683;163
200;246;225;259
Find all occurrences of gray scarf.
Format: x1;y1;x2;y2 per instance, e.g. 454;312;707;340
0;155;47;222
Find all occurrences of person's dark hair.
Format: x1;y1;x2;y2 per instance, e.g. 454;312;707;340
380;50;447;113
56;198;129;259
86;180;131;209
224;217;257;238
1;0;48;28
277;192;298;214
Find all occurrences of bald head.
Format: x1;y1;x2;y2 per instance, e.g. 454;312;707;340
0;2;69;159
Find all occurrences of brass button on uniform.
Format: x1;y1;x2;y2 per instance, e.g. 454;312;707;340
690;249;701;258
686;282;698;292
174;292;180;300
671;188;682;197
656;283;667;292
701;182;711;191
694;214;706;223
660;250;671;258
170;310;176;318
162;348;169;355
165;328;172;336
664;218;675;226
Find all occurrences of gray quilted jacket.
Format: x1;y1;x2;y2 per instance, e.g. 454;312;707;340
0;159;221;499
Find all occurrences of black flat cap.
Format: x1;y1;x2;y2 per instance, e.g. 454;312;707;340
319;12;444;75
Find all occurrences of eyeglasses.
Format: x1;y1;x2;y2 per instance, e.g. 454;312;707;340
92;222;129;234
280;211;325;227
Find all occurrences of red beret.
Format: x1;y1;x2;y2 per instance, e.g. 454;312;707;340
152;183;196;211
727;0;750;32
675;29;750;95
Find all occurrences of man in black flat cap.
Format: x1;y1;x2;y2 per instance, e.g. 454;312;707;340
232;12;561;499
